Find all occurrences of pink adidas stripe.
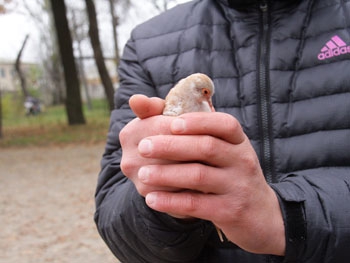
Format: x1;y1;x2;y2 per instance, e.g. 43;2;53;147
332;35;346;47
326;40;337;50
320;35;347;52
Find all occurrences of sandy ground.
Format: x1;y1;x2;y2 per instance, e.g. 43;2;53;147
0;143;120;263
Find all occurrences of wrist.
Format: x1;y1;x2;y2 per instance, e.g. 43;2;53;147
273;188;306;260
261;188;286;256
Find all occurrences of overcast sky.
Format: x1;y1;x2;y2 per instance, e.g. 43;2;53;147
0;0;190;63
0;10;39;62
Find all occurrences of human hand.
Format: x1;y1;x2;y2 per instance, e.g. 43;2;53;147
137;112;286;255
120;94;183;197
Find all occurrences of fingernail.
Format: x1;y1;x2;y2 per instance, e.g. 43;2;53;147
146;193;156;206
138;139;153;155
138;167;150;182
171;118;186;133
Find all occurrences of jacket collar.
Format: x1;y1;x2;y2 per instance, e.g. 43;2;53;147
217;0;260;8
217;0;297;8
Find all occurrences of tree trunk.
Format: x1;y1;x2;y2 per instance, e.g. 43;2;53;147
50;0;85;125
71;10;93;110
108;0;120;69
0;89;2;139
152;0;178;12
15;34;30;98
85;0;115;112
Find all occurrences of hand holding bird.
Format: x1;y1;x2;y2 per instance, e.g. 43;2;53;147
128;73;222;241
162;73;224;241
124;74;284;253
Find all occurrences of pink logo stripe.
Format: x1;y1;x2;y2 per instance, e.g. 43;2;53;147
332;35;346;47
326;40;337;49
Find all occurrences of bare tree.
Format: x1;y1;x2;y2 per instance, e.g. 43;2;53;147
23;0;66;105
85;0;114;111
108;0;121;69
14;34;30;98
0;0;15;138
0;89;2;139
71;9;93;110
151;0;179;12
50;0;85;125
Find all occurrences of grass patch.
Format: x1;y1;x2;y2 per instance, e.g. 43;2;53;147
0;99;111;148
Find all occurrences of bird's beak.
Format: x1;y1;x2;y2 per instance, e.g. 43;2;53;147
208;98;215;112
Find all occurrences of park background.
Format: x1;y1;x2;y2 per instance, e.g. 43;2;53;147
0;0;189;262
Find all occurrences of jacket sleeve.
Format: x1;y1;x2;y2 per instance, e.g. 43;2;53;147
94;36;213;263
271;167;350;263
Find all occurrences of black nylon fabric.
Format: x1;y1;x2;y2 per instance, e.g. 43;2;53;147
221;0;298;8
95;0;350;262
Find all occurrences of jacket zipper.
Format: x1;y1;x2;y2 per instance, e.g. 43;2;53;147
258;1;274;183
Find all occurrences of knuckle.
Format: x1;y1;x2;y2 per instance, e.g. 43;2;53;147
185;193;200;213
222;114;240;132
119;127;128;145
192;164;207;185
163;136;175;152
231;117;242;133
222;114;244;144
121;160;148;197
120;157;135;176
158;116;172;132
240;151;260;175
200;136;217;159
231;200;247;220
134;182;148;197
215;195;247;224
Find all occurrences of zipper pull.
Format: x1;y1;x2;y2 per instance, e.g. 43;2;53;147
260;2;268;12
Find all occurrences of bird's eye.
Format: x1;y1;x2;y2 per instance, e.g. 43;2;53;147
202;88;210;95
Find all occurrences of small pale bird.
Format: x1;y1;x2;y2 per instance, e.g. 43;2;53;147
162;73;224;242
163;73;215;116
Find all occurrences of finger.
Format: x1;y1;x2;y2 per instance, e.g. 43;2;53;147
120;116;174;177
138;135;245;167
170;112;245;145
145;191;220;222
120;114;173;149
129;94;165;119
133;176;183;198
138;163;226;194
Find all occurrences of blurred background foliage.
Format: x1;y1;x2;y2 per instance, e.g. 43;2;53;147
0;0;189;146
0;92;110;147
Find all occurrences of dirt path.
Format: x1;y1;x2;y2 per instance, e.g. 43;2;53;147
0;144;119;263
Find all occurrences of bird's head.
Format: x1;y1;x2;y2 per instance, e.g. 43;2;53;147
187;73;215;111
163;73;216;116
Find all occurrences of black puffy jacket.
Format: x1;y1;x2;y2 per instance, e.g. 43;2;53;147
95;0;350;262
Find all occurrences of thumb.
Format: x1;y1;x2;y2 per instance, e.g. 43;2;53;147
129;94;165;119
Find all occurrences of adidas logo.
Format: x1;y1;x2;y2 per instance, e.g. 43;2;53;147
318;35;350;60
